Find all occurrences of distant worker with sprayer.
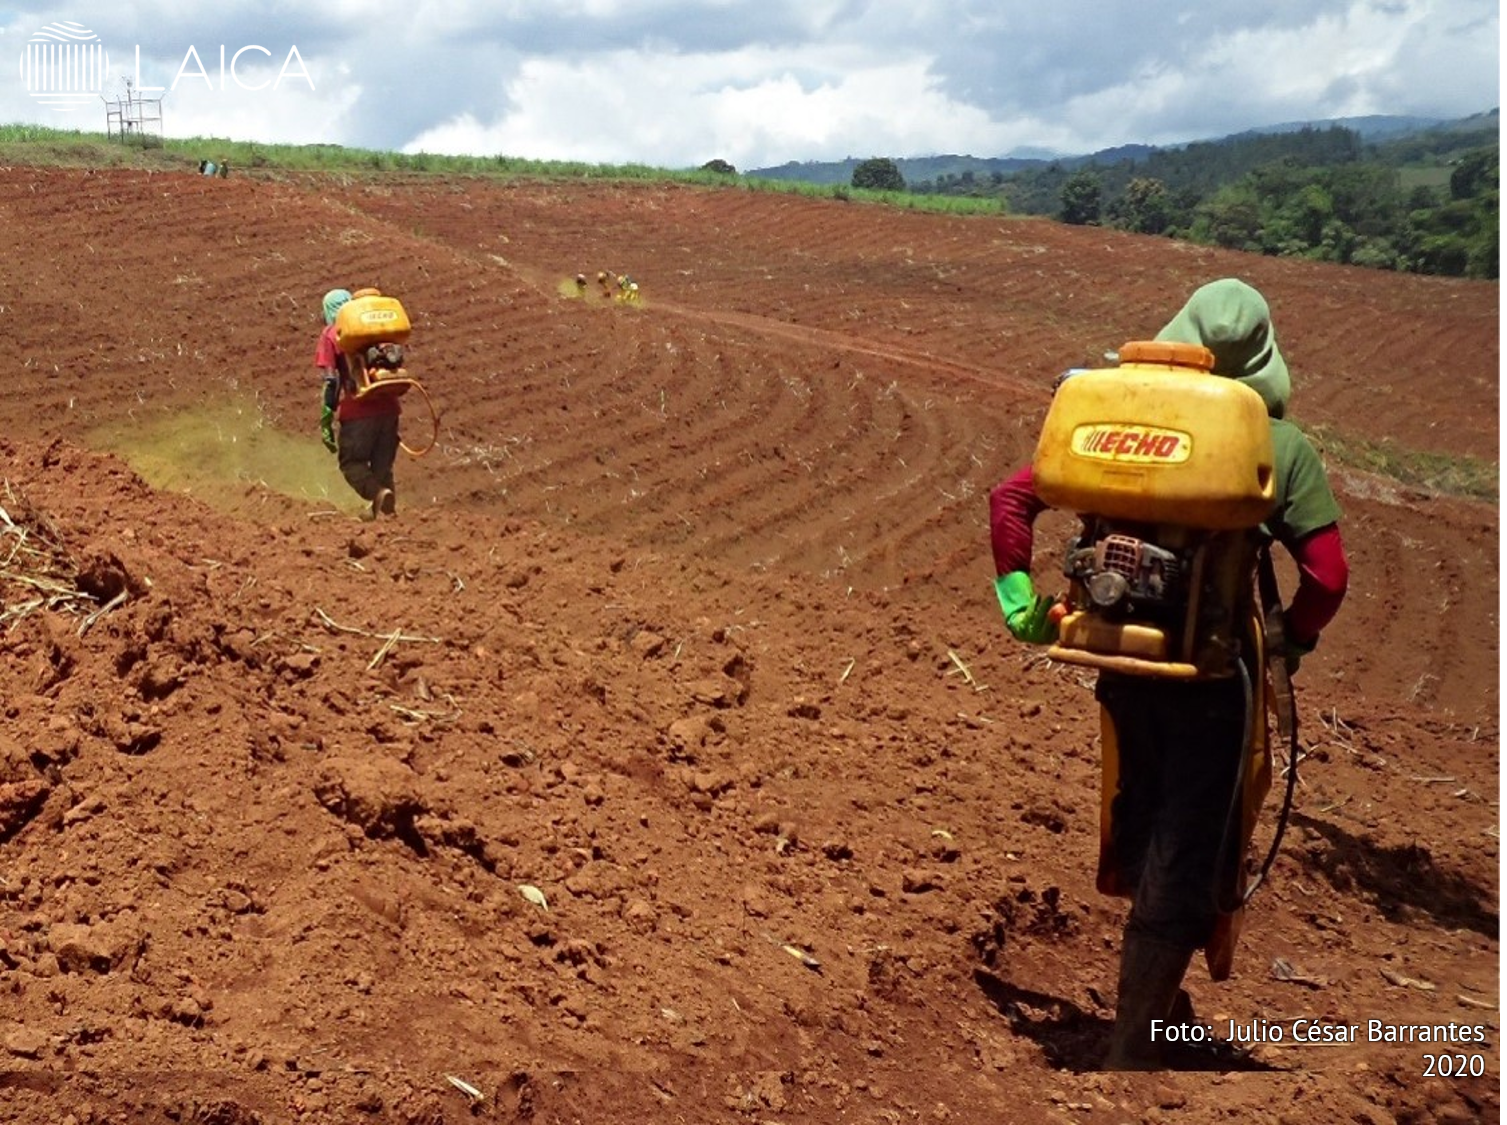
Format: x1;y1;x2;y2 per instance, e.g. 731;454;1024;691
315;286;437;520
989;278;1349;1069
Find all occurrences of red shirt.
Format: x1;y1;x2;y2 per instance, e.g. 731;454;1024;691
315;324;399;422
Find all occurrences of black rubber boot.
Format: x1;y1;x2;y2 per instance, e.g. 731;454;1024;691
1102;935;1195;1070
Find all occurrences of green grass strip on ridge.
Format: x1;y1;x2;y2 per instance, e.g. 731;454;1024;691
0;123;1008;216
1309;424;1497;502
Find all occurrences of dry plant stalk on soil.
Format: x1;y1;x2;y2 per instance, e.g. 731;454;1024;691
0;479;94;631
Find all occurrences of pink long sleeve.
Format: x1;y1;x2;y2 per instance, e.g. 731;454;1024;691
1282;523;1348;644
989;464;1046;576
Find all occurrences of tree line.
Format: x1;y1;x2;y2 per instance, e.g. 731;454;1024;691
860;121;1499;279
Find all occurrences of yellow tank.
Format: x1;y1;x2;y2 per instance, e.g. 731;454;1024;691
334;289;411;355
1033;341;1276;530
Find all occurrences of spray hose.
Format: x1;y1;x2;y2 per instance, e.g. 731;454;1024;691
353;377;440;458
1213;546;1301;914
398;380;440;458
1246;547;1302;904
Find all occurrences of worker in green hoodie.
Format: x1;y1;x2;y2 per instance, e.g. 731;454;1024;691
989;278;1350;1069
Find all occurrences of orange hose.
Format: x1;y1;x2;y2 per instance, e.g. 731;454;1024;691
352;374;439;457
399;380;439;458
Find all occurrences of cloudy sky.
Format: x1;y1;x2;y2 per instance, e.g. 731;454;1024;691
0;1;1497;169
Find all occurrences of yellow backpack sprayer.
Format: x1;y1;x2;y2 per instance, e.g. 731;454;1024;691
334;288;439;457
1033;340;1274;678
1032;339;1301;979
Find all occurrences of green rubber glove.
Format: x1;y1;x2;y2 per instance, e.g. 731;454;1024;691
320;406;337;454
995;571;1058;645
1280;614;1318;677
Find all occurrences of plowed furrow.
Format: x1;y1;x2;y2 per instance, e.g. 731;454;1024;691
627;349;848;557
687;366;950;573
1329;479;1498;718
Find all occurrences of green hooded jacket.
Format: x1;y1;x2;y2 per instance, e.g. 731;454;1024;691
1155;278;1341;541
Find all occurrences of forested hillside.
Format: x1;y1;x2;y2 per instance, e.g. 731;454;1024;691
760;113;1499;279
974;115;1499;278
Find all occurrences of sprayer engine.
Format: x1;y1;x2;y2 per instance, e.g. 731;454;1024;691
363;342;405;373
1064;527;1187;621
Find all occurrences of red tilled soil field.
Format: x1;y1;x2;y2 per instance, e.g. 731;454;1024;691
0;166;1497;1124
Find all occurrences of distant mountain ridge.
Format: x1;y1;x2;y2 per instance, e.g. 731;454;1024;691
1226;114;1446;140
745;110;1497;185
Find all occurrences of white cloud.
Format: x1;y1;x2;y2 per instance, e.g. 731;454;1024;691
0;0;1496;165
150;79;361;147
405;48;1015;168
1025;0;1500;151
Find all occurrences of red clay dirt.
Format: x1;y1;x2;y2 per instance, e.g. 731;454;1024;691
0;167;1498;1124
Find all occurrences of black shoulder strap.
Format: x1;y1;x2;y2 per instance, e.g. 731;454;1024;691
1257;545;1296;747
1239;543;1300;906
335;351;356;395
